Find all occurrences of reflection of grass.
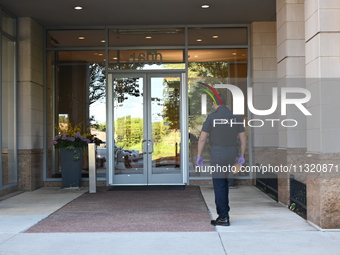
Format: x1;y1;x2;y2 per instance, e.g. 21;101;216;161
153;131;180;159
116;131;180;159
153;141;178;159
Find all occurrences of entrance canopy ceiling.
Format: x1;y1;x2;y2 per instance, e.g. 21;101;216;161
0;0;276;27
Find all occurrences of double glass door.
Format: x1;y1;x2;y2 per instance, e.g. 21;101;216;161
107;72;186;185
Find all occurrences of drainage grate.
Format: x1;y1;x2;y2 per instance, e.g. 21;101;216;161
289;175;307;218
255;164;278;201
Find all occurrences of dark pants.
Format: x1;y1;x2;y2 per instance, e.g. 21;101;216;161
210;145;238;219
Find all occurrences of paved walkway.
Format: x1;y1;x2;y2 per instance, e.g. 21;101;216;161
0;185;339;255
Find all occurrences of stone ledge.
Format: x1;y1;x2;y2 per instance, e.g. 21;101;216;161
0;185;20;198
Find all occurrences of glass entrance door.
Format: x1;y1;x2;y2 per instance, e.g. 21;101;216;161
107;72;186;185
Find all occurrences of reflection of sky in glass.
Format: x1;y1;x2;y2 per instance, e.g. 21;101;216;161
114;77;164;121
90;76;167;123
90;101;106;123
143;64;165;70
116;94;144;119
151;78;165;123
114;78;144;120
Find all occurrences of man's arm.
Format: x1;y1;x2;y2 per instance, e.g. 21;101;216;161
238;131;246;157
197;131;209;157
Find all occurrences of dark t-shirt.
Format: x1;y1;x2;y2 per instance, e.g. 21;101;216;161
201;106;245;146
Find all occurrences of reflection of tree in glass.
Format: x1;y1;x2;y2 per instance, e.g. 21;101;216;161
188;62;229;137
152;121;170;142
59;114;69;124
162;79;180;131
115;116;143;148
189;62;228;80
89;63;106;105
113;78;141;103
109;63;142;71
109;64;143;104
88;64;142;106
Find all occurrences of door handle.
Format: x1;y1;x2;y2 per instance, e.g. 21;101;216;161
148;140;153;154
142;140;147;154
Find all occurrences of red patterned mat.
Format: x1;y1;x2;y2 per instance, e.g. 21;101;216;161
26;186;215;232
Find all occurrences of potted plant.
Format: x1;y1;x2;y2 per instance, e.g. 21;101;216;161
52;122;90;188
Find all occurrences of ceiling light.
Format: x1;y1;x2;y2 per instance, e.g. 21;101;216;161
212;35;219;39
101;40;105;43
74;6;83;10
201;4;210;8
78;36;85;40
145;36;152;39
196;39;202;42
232;52;237;56
113;57;118;60
98;53;104;56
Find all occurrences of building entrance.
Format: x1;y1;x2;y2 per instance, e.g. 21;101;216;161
106;71;187;185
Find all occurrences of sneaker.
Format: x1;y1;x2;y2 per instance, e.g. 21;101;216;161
211;217;230;226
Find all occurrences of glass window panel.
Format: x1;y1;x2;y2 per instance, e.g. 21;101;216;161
48;50;107;179
1;36;16;186
1;11;16;37
109;28;185;47
46;30;106;47
151;77;181;174
188;49;247;63
108;49;185;70
58;51;106;63
188;27;248;46
89;63;107;177
113;77;143;175
187;50;249;179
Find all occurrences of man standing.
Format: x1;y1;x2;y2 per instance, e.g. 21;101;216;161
196;93;246;226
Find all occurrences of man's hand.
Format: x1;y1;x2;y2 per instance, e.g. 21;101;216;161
196;156;204;167
237;156;245;165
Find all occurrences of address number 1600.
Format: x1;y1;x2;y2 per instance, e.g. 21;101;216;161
130;52;163;66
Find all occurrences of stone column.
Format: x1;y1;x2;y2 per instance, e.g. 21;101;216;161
305;0;340;229
18;17;44;190
250;21;278;189
276;0;306;205
251;21;279;169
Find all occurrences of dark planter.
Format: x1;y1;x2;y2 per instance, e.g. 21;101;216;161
60;147;83;188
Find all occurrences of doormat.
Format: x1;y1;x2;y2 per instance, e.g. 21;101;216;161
107;185;185;191
25;186;214;232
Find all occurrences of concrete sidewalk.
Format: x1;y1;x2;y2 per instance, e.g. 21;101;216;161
0;185;339;255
